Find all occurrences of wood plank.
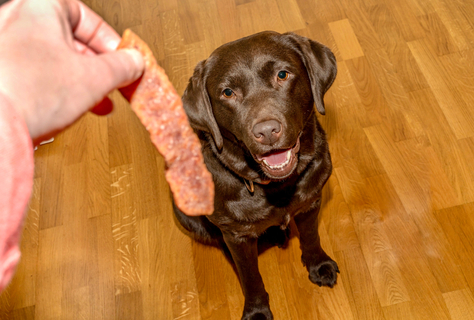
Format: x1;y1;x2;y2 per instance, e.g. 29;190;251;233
364;125;468;294
9;305;35;320
34;226;65;319
294;0;320;25
193;242;232;320
408;88;474;205
0;178;40;312
87;214;116;320
364;3;405;54
275;0;306;31
322;175;360;253
259;249;292;320
137;217;173;319
345;56;389;128
382;302;414;320
335;166;411;308
329;19;365;60
84;113;111;218
383;0;425;42
439;50;474;117
408;39;474;139
99;0;142;35
443;289;474;320
441;0;474;49
342;1;384;54
235;0;255;5
417;12;459;56
110;164;142;295
178;0;205;45
107;92;134;168
434;203;474;290
160;9;189;95
334;247;386;320
238;0;287;37
156;0;178;12
363;49;421;141
273;228;319;320
364;174;451;319
314;223;355;320
389;42;430;93
115;291;144;320
168;221;201;320
431;0;472;51
216;0;240;43
312;0;346;24
198;0;225;57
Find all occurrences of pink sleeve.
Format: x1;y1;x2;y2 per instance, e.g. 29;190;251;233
0;96;34;293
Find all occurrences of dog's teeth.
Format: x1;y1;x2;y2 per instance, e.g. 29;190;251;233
264;150;292;170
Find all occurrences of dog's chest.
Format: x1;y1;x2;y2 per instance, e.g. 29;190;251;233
213;181;317;238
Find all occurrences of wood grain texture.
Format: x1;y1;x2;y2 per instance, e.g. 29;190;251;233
2;0;474;319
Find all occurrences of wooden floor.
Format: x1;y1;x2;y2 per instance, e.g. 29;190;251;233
2;0;474;319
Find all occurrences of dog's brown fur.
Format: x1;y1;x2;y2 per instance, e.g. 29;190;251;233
173;31;338;320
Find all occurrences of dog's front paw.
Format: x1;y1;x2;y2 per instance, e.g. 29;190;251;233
242;308;273;320
308;259;339;288
242;298;273;320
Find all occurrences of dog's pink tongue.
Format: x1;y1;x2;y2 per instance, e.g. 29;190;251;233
262;150;288;166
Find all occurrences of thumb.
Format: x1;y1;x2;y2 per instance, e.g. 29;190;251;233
83;48;144;102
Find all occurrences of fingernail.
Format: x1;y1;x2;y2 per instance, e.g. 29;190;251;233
122;48;145;78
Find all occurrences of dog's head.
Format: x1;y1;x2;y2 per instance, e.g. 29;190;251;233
183;31;336;182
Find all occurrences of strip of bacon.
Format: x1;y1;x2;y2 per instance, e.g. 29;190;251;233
118;29;214;216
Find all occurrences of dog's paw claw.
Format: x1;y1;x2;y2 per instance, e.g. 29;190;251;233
308;260;339;288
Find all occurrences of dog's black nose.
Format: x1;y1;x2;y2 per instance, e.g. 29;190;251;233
252;120;282;145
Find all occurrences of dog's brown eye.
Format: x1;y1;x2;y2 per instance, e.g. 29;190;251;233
223;88;234;98
277;71;289;81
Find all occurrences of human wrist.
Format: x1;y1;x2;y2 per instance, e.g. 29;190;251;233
0;87;35;293
0;89;34;141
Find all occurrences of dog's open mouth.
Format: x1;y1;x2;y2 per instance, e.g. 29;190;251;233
254;136;300;179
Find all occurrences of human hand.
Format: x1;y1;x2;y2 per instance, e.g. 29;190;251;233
0;0;144;145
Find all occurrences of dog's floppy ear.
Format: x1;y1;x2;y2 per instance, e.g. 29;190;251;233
182;60;223;150
285;33;337;115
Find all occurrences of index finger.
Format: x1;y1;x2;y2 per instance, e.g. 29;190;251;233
66;0;121;53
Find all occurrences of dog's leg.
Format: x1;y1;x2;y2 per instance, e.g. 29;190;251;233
294;198;339;287
223;233;273;320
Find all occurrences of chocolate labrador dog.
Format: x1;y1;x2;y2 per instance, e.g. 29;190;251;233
173;31;338;320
